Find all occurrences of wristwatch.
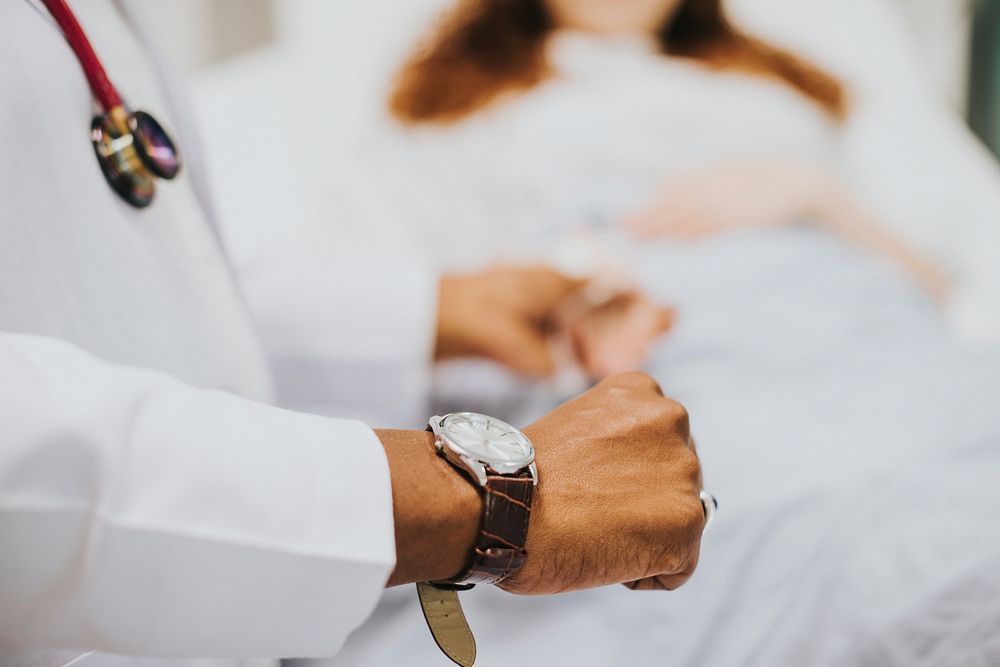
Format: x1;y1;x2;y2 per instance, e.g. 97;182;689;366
416;412;537;667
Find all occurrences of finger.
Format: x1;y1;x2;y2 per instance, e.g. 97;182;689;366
566;291;637;343
574;334;629;379
599;371;664;396
688;439;704;490
481;317;557;377
652;306;675;336
518;265;590;308
572;305;669;378
623;577;670;591
623;571;693;591
569;324;602;378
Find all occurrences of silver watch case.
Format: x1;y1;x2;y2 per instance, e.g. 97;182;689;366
429;413;538;487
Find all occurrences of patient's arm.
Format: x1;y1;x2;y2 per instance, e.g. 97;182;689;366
621;161;948;299
809;172;950;300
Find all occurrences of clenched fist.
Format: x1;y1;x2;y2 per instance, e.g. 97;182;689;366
503;372;704;594
382;373;704;591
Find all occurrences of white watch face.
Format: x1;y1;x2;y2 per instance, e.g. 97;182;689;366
438;412;534;467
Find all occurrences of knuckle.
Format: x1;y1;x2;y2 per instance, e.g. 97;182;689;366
611;371;662;395
685;492;706;533
681;447;702;480
666;400;691;437
644;490;705;572
667;560;699;590
648;399;692;447
680;530;703;578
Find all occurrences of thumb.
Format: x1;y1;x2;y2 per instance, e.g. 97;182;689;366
516;266;590;316
480;315;557;377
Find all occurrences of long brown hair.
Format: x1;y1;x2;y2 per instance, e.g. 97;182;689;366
390;0;847;124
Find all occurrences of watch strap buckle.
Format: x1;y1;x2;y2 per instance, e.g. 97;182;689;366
427;581;476;591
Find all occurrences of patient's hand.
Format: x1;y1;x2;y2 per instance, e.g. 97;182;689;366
621;162;825;239
566;290;675;378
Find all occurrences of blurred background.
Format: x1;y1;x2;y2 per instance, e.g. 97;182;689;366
131;0;994;141
126;0;994;219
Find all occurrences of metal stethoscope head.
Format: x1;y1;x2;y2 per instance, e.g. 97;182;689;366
40;0;181;208
91;106;180;208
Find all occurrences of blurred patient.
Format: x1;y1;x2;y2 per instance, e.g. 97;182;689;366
314;1;1000;665
355;0;1000;417
388;0;948;297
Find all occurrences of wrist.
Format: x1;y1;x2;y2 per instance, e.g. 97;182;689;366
377;429;481;586
434;275;478;360
413;412;538;666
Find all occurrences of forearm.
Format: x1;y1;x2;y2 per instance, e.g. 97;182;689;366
376;429;481;586
801;167;948;297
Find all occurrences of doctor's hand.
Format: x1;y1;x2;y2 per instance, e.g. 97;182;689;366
381;372;704;592
507;372;704;594
435;265;585;376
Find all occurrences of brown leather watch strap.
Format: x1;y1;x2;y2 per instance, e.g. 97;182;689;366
418;421;536;666
448;470;534;586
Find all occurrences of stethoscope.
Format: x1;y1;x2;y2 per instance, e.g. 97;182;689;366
34;0;181;208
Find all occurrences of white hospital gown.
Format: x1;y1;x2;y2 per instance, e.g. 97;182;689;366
316;5;1000;666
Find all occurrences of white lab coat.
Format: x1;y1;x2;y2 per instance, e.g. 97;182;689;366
188;44;438;429
0;1;434;663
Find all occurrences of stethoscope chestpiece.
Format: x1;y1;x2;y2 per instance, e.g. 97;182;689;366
38;0;184;209
90;108;181;209
129;110;181;180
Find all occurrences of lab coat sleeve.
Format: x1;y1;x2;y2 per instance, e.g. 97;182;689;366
192;63;438;428
0;332;395;659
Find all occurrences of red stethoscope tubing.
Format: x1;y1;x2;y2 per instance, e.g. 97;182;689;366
40;0;123;111
36;0;181;207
